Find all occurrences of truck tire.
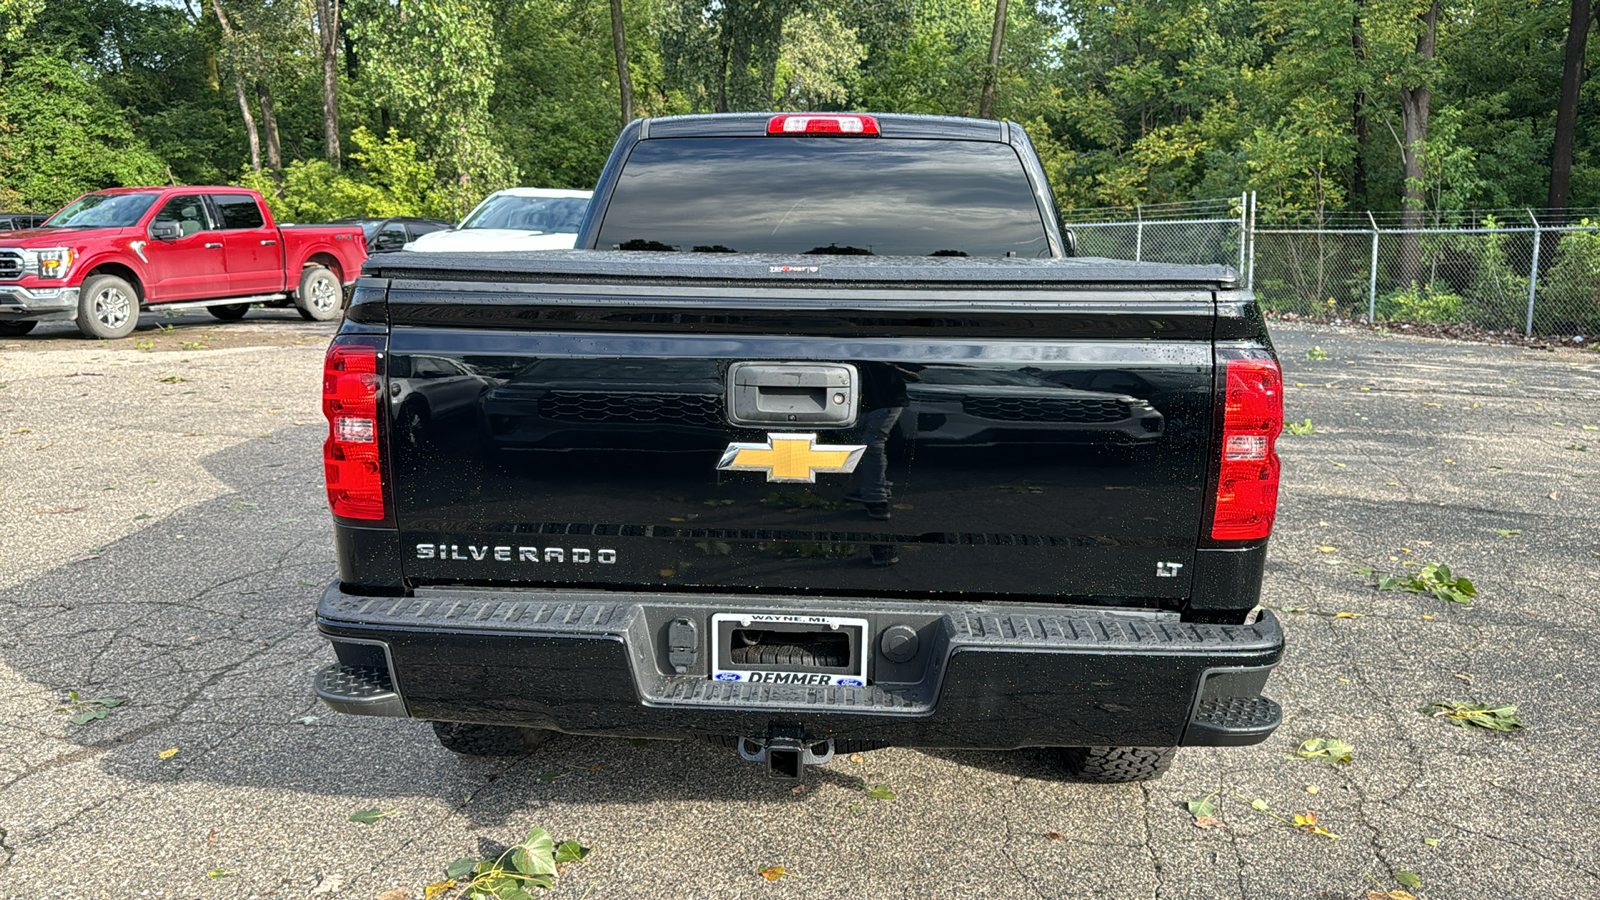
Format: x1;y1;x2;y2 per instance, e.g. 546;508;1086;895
295;265;342;321
1058;746;1177;783
730;639;849;668
430;721;552;757
76;274;140;339
208;303;249;321
0;321;36;336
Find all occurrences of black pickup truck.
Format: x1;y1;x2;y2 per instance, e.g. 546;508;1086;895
313;113;1285;782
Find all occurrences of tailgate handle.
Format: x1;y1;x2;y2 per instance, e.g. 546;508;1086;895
727;362;858;427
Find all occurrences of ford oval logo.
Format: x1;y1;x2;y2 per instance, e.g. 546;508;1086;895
837;678;864;687
714;672;741;681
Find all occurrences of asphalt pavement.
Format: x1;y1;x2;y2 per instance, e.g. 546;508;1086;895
0;312;1596;899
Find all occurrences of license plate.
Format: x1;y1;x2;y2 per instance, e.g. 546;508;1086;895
710;612;869;687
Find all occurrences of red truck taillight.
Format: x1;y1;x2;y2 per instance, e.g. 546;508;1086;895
323;336;387;520
1212;357;1283;540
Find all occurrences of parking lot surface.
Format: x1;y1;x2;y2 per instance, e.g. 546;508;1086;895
1;313;1596;899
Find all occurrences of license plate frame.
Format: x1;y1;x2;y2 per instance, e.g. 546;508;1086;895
710;612;869;687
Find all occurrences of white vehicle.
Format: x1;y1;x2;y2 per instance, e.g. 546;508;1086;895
405;188;593;252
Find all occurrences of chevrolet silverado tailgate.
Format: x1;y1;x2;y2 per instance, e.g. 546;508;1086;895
369;253;1229;608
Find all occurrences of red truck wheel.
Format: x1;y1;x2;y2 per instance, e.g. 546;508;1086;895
295;266;342;321
77;274;140;340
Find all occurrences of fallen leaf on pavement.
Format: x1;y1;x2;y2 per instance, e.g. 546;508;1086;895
1292;811;1338;838
759;866;789;881
1186;791;1219;820
1046;831;1065;840
1295;737;1354;764
376;889;412;900
422;881;455;900
1192;816;1224;829
158;747;179;759
1421;701;1522;730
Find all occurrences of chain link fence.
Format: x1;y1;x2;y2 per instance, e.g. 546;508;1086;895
1061;197;1600;337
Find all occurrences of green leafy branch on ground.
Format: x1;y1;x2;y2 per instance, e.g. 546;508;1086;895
1285;418;1316;435
1421;701;1522;730
436;828;589;899
56;691;125;725
1377;562;1477;604
1294;737;1354;764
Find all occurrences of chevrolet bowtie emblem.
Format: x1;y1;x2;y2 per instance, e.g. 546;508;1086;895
717;433;866;483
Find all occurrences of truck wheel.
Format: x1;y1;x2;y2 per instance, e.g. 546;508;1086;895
77;274;140;340
208;303;249;321
430;721;552;757
1058;746;1177;783
0;321;36;336
295;265;342;321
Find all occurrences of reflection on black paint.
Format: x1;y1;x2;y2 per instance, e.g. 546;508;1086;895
389;339;1212;604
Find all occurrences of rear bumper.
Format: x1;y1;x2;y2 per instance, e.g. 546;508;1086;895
315;582;1284;749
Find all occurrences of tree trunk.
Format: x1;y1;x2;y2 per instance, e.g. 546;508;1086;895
609;0;634;130
716;29;731;113
1548;0;1592;225
979;0;1009;119
1397;0;1438;288
1352;0;1368;207
256;79;282;176
316;0;342;167
210;0;260;173
727;36;750;111
233;69;261;173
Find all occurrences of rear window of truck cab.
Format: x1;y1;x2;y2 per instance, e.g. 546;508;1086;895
594;138;1051;258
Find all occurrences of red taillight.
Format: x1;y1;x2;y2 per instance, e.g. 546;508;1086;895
766;114;880;136
1211;358;1283;540
323;337;386;520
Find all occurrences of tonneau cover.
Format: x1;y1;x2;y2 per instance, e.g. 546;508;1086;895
362;250;1239;290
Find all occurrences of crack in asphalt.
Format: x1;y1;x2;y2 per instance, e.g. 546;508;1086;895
999;779;1054;900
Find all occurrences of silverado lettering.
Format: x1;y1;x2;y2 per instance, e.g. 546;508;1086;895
313;112;1286;784
414;543;617;563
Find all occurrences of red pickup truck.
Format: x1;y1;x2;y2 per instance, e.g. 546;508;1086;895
0;187;367;338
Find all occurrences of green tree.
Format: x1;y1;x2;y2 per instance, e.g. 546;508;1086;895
351;0;517;216
0;53;168;210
